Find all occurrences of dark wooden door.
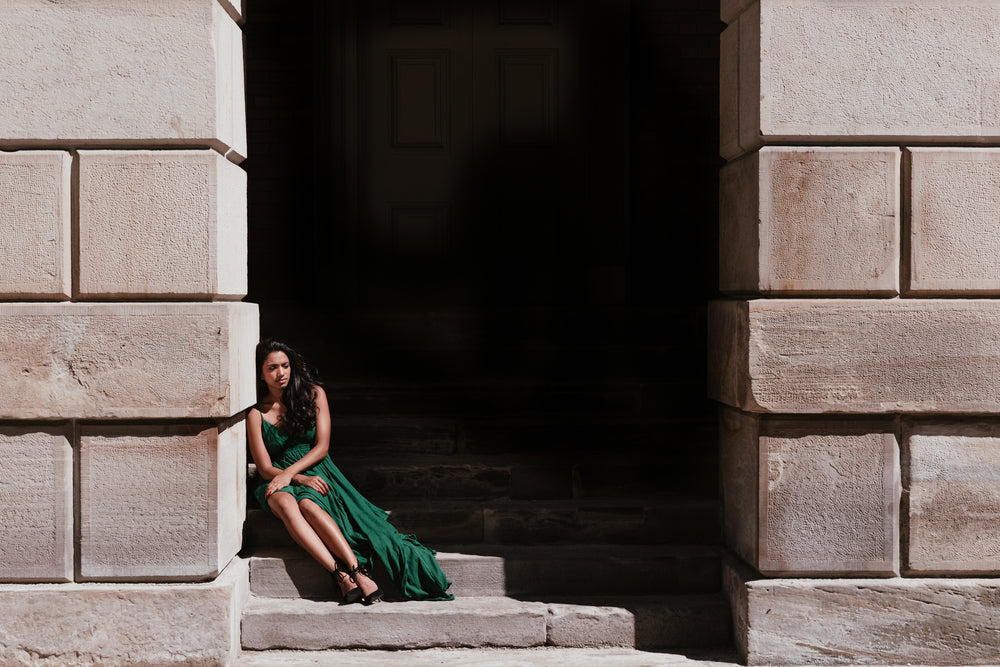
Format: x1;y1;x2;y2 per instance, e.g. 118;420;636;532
349;0;629;308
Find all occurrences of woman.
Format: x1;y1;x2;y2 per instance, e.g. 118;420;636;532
247;338;453;604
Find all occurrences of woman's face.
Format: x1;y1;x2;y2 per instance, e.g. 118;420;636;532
260;351;291;393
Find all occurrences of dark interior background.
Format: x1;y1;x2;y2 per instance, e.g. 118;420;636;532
242;0;722;511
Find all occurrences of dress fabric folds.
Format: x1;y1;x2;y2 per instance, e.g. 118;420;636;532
252;410;453;601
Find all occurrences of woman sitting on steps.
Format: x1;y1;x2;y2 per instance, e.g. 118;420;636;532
247;338;454;604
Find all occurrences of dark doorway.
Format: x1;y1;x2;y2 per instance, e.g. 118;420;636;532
245;0;721;543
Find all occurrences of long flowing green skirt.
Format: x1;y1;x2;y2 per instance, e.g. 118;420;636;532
253;440;453;601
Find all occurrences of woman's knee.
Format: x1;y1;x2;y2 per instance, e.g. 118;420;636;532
267;491;298;518
298;498;323;519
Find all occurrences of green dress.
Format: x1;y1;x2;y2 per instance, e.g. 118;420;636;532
252;409;453;601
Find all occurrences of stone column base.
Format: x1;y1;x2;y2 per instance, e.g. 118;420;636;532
724;555;1000;665
0;557;248;666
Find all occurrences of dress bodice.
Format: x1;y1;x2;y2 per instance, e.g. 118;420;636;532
257;409;316;459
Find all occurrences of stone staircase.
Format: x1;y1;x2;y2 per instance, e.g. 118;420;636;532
241;530;730;651
243;308;728;655
239;389;729;654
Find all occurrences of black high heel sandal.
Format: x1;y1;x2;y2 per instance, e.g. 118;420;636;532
350;562;383;605
333;560;363;604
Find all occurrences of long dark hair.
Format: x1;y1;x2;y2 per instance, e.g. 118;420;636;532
255;338;322;440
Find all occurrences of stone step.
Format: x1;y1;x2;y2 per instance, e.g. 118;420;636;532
324;379;705;420
323;415;712;457
241;594;731;651
243;499;719;550
251;453;718;502
247;544;721;599
237;647;741;667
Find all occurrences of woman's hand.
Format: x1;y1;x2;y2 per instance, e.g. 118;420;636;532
294;474;329;496
266;471;294;498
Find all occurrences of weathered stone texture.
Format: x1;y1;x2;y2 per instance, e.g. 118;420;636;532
0;425;73;582
720;147;899;294
720;410;899;575
709;299;1000;414
78;150;247;298
722;1;1000;158
0;0;246;159
724;558;1000;665
79;421;246;581
0;302;257;419
546;604;634;648
0;558;247;666
760;419;899;575
907;422;1000;574
0;151;71;299
909;148;1000;293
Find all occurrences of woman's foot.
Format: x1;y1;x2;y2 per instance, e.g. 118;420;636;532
332;561;363;604
350;562;383;605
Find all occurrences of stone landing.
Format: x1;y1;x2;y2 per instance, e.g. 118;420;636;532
724;556;1000;665
0;558;248;666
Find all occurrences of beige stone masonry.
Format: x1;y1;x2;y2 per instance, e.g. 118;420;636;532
720;409;899;576
79;420;246;581
720;147;899;295
0;302;257;419
0;557;247;666
0;0;246;160
721;1;1000;159
909;148;1000;294
906;422;1000;574
724;556;1000;666
79;150;247;299
709;299;1000;414
0;425;73;582
0;151;71;299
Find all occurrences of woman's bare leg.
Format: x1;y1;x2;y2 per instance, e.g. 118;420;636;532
299;498;379;597
267;492;337;573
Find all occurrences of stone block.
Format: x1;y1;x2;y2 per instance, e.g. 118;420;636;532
79;150;247;298
909;148;1000;294
0;559;247;666
724;1;1000;159
719;408;758;568
709;299;1000;413
0;425;72;582
241;596;548;650
0;0;246;159
546;604;634;648
0;151;71;299
724;557;1000;665
0;302;257;419
906;422;1000;574
719;410;899;575
720;148;899;295
249;550;506;599
720;25;740;159
79;420;246;581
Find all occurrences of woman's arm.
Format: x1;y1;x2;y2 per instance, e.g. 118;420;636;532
247;407;280;481
264;386;332;495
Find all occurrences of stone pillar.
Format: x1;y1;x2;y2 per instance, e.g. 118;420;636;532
716;1;1000;663
0;1;254;664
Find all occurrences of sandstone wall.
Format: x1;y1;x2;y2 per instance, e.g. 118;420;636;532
0;1;254;663
717;1;1000;663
